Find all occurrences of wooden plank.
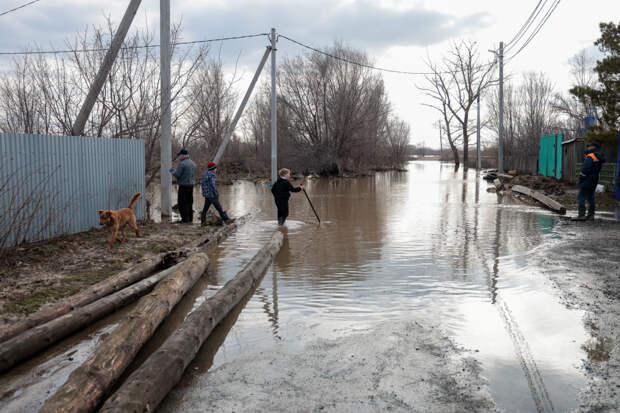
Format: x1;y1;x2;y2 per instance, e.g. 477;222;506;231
512;185;567;215
39;253;210;413
100;231;284;413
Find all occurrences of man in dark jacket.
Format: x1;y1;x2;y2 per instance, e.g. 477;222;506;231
271;168;304;225
200;161;229;225
573;142;606;221
170;148;196;223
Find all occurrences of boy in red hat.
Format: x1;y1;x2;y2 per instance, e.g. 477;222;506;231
200;161;229;225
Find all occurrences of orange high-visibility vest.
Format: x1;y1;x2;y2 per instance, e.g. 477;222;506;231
586;153;599;162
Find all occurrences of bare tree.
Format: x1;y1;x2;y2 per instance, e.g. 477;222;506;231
418;40;496;170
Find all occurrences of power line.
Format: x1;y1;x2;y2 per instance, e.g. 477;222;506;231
507;0;561;61
0;33;268;56
0;0;42;17
279;34;496;76
505;0;547;51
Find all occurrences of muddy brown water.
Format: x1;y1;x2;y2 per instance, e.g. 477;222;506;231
1;161;599;412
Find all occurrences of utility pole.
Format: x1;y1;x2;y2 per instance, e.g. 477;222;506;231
160;0;172;217
489;42;504;173
498;41;504;173
71;0;143;136
270;28;278;184
476;94;481;170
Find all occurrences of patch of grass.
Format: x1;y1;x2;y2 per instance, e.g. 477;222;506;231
67;262;126;285
3;285;81;315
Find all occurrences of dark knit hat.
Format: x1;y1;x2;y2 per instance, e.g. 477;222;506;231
208;161;217;170
587;141;601;149
176;148;189;156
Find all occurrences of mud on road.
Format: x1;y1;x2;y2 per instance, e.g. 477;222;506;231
160;321;497;413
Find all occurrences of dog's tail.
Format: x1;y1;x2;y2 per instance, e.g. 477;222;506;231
127;192;141;209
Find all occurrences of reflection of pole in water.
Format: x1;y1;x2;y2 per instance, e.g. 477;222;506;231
254;264;280;340
477;207;555;413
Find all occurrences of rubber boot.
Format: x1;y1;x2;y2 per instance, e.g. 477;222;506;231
572;215;587;221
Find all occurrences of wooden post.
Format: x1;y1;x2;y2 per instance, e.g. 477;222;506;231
99;232;284;413
39;253;210;413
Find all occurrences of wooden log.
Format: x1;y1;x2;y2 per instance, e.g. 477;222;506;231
511;185;567;215
195;210;255;249
497;173;514;180
0;262;181;374
100;231;284;413
0;254;166;343
39;252;210;413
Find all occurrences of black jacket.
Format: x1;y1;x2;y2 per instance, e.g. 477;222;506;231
271;177;301;203
578;149;606;189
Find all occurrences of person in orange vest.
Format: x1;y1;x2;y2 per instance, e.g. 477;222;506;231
573;142;606;221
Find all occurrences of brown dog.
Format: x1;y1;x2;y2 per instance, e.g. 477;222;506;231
98;192;141;249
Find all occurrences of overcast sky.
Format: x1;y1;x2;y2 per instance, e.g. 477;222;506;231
0;0;618;147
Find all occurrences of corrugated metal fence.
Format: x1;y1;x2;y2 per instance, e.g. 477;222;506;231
0;133;145;248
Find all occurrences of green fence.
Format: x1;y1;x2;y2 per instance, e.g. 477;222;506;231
538;134;562;179
575;163;617;191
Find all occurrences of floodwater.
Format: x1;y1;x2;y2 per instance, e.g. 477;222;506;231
0;161;590;412
158;161;587;412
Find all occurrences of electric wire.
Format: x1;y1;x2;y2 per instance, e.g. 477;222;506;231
506;0;561;61
0;33;269;56
0;0;41;17
504;0;547;51
279;34;496;76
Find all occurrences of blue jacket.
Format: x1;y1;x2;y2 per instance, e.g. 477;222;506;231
173;158;196;186
202;170;218;198
578;149;605;189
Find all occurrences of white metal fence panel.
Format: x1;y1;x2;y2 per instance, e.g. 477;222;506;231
0;133;145;247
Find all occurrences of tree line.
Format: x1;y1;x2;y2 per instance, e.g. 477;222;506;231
0;20;410;183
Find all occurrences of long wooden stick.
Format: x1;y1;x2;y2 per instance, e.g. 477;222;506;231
303;188;321;223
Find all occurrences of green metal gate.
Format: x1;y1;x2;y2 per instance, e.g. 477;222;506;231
538;134;563;179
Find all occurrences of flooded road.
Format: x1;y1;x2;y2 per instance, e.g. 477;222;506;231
0;160;593;412
156;161;587;412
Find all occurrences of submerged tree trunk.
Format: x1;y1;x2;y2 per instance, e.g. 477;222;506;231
39;253;210;413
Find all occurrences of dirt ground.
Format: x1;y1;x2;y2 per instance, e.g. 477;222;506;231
0;220;217;330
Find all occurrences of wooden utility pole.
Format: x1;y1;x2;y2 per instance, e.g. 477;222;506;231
160;0;172;217
70;0;143;136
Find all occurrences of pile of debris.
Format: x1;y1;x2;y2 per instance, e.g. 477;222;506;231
485;171;567;214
